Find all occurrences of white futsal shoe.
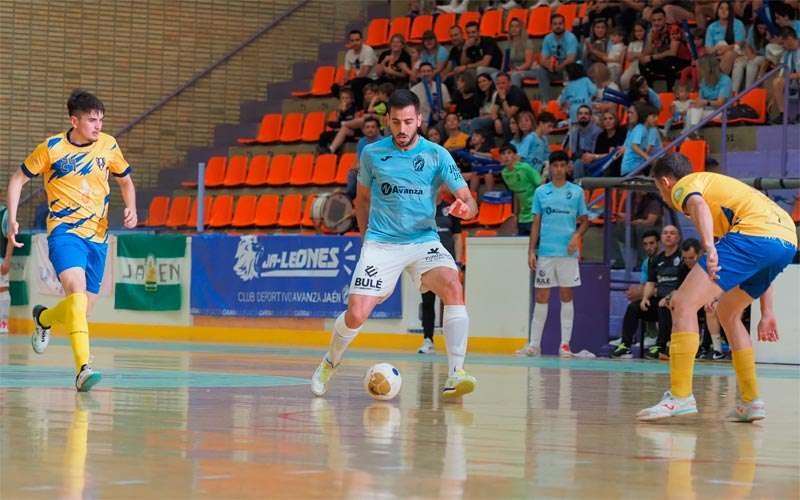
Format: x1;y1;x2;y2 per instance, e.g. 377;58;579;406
311;356;337;397
559;343;573;358
31;305;51;354
637;391;698;421
515;344;540;357
727;398;766;422
418;338;435;354
441;369;477;399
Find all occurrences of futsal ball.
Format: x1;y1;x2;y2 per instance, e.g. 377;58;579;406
364;363;402;400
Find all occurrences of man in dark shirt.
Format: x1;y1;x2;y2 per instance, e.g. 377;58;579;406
443;25;467;91
612;224;682;358
460;21;502;79
491;72;532;139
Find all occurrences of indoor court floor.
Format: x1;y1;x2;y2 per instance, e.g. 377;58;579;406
1;335;798;499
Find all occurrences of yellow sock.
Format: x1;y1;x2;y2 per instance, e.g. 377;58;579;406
669;332;700;398
39;295;73;328
58;293;90;373
732;347;758;402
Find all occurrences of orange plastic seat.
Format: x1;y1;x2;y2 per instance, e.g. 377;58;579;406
186;196;214;228
165;195;191;228
254;194;280;227
267;154;292;185
301;111;326;142
458;11;481;31
278;194;304;227
208;195;234;228
202;156;227;188
279;112;304;143
479;9;503;38
334;64;347;86
231;195;258;228
223;155;248;187
792;197;800;223
238;113;282;144
528;6;551;37
292;66;336;97
388;16;411;41
302;194;317;227
474;229;498;237
556;3;579;30
409;14;433;42
366;18;390;47
478;201;512;226
336;152;357;185
144;196;169;227
679;139;706;172
657;92;675;127
311;154;338;185
289;153;315;186
245;155;270;186
503;8;528;37
434;13;456;43
727;88;767;124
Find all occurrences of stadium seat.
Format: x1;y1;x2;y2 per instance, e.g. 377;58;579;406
179;156;224;188
301;111;326;142
311;154;338;185
254;194;280;227
657;92;675;127
336;152;357;185
434;13;456;43
679;139;706;172
279;112;304;143
222;155;248;187
278;194;304;227
231;195;258;227
388;16;411;41
477;201;512;226
267;154;293;185
792;197;800;223
528;6;551;37
333;64;347;86
474;229;498;237
238;113;282;144
302;194;317;227
165;195;191;228
502;8;528;38
366;18;390;48
556;3;579;31
479;9;503;38
245;155;270;186
324;110;338;131
409;14;433;43
186;196;214;228
292;66;336;97
144;196;169;227
727;88;767;124
208;195;234;227
458;11;481;32
289;153;315;186
545;100;569;131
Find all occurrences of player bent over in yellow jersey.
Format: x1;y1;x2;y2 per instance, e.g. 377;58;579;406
638;153;796;421
6;89;138;392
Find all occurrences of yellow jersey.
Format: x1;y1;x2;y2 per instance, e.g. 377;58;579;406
671;172;797;246
22;130;131;243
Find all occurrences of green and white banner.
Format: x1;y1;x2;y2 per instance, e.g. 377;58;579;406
115;234;186;311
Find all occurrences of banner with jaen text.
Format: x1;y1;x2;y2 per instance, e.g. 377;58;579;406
115;234;186;311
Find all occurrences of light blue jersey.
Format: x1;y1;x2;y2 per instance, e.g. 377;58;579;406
541;31;579;64
528;132;549;172
621;123;648;176
559;76;597;122
532;181;588;257
705;19;746;48
358;135;467;244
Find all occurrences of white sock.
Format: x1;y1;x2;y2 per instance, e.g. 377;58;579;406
529;303;549;348
328;312;361;366
443;305;469;374
560;300;574;346
711;335;722;352
0;290;8;331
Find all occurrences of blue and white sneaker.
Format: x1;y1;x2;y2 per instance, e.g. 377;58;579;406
637;391;698;421
727;398;766;422
75;365;102;392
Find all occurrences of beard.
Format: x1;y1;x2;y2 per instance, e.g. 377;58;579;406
578;118;591;127
393;130;418;149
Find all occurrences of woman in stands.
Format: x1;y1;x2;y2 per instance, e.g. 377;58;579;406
506;17;536;89
704;0;747;76
686;54;733;130
376;34;413;89
732;18;769;93
451;72;481;122
469;73;497;134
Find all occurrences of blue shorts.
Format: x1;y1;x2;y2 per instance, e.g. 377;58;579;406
699;232;797;299
48;232;108;294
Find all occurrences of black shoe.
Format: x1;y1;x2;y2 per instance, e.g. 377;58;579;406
611;343;632;358
712;350;726;361
645;345;661;359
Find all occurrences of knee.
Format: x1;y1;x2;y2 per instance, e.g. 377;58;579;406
438;275;464;304
535;288;550;304
669;290;695;315
345;306;370;328
559;289;572;302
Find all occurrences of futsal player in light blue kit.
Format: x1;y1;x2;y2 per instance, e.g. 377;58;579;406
311;89;479;399
517;150;589;357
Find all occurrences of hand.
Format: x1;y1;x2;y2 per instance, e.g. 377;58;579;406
704;246;721;281
0;261;9;275
640;297;650;311
454;65;466;74
8;219;23;248
567;234;580;255
625;286;636;300
613;147;624;159
580;152;594;164
704;300;718;314
528;251;537;271
123;207;138;228
446;198;472;219
757;312;779;342
658;297;668;308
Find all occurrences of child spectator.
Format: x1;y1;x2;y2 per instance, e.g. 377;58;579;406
606;27;627;84
509;110;535;166
327;83;392;154
663;82;693;135
621;102;658;176
529;112;557;174
426;126;442;145
584;18;611;67
559;63;598;124
442;112;469;150
628;74;663;111
452;131;497;192
621;21;648;89
679;28;708;91
500;144;543;236
317;88;357;153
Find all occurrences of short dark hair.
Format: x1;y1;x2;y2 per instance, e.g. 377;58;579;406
378;82;396;96
363;116;381;128
549;150;569;164
500;143;518;154
682;238;701;253
651;7;666;17
565;62;586;81
635;101;658;120
388;88;420;112
780;26;798;39
642;229;660;241
67;89;104;117
465;21;479;30
577;104;592;114
652;152;693;180
551;13;565;23
418;62;434;70
348;29;362;38
537;111;557;125
495;72;511;81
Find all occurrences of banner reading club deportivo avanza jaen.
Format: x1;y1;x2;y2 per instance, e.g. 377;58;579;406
115;234;186;311
190;235;402;318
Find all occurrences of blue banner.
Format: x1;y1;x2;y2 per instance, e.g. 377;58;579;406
190;235;402;318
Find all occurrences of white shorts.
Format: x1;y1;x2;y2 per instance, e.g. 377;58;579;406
350;240;458;299
534;256;581;288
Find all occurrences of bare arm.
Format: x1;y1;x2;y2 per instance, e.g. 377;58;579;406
528;214;541;270
449;186;478;220
354;183;371;238
757;286;779;342
685;195;720;279
114;174;138;228
6;168;31;248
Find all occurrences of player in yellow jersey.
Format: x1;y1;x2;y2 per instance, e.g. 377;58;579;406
638;152;797;422
6;89;138;392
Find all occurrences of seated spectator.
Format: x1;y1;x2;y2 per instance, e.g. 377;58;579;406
506;17;537;88
628;74;663;111
376;34;413;88
733;18;769;93
410;62;451;132
491;72;533;139
588;110;627;177
611;225;682;358
644;0;695;25
415;30;449;81
664;82;693;134
452;72;481;121
566;104;602;178
317;88;357;153
615;229;659;336
621;102;659;176
686;54;733;130
704;0;747;76
339;29;378;108
640;13;691;90
442;112;469;150
768;27;800;123
509;110;536;169
559;63;598;125
461;21;503;78
587;64;621;119
500;143;543;236
426;126;442;145
621;21;648;90
536;13;580;101
346;117;383;200
442;25;466;89
618;191;664;229
452;131;497;192
583;18;610;68
606;27;627;84
328;83;391;154
470;73;497;133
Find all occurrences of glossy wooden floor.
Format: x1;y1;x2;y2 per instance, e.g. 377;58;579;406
1;335;798;499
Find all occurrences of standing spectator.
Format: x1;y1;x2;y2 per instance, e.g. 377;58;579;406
442;112;469;150
500;144;543;236
621;21;648;89
583;18;611;67
559;63;598;124
590;111;627;177
566;104;602;178
768;27;800;123
341;30;378;108
491;72;533;139
460;21;503;78
517;150;589;357
686;55;733;130
346;117;383;201
376;34;413;88
443;25;467;89
621;102;658;176
641;13;691;90
733;18;769;93
411;62;451;131
704;0;747;76
606;27;627;84
415;30;450;81
536;14;580;101
528;112;557;174
452;72;481;121
506;17;537;88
